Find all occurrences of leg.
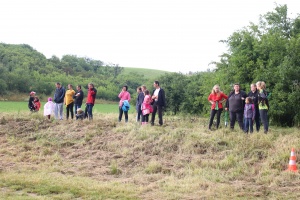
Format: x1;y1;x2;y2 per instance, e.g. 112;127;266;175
54;103;59;119
88;104;94;120
66;104;70;120
70;102;74;119
236;111;244;130
229;111;236;129
216;108;223;129
151;103;158;125
74;104;78;115
47;115;50;119
157;105;163;125
250;119;253;133
141;114;145;123
145;114;149;123
259;110;268;133
208;109;217;129
58;103;64;120
244;118;249;133
119;107;123;122
255;108;260;132
124;111;128;122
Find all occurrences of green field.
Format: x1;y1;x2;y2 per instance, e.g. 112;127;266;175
0;101;136;114
122;67;170;79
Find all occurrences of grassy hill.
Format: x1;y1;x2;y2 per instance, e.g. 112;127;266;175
122;67;170;80
1;112;300;199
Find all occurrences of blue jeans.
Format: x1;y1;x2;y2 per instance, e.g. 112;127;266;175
244;118;253;133
86;103;94;120
54;103;63;120
74;103;82;115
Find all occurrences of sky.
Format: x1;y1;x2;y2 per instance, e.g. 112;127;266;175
0;0;299;73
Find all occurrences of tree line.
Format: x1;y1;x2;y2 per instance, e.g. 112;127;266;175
0;5;299;126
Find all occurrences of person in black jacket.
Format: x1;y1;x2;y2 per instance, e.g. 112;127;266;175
151;81;166;126
225;83;247;130
28;91;36;111
54;82;66;120
74;85;84;115
248;83;260;132
136;86;145;122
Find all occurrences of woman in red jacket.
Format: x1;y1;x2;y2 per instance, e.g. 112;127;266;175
208;85;228;130
86;83;97;120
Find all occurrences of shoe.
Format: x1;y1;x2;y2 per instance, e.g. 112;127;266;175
150;123;154;126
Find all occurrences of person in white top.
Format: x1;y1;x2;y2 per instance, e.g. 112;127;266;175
151;81;166;126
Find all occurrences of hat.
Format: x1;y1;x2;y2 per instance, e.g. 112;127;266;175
48;97;52;101
29;91;36;95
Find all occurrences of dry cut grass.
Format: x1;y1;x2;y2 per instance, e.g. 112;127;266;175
0;112;300;199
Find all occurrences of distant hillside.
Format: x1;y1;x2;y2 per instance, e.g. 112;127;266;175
122;67;169;80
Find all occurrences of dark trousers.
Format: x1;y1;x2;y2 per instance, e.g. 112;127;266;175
259;109;269;133
254;108;260;131
66;102;74;119
244;118;253;133
86;103;94;120
137;107;142;121
142;114;149;123
151;102;163;125
74;103;82;115
229;111;243;130
119;107;128;122
209;108;223;129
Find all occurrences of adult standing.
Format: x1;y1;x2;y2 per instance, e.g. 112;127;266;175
64;84;75;120
225;83;247;130
28;91;36;111
54;82;66;120
74;85;84;115
118;85;131;122
86;83;97;120
136;87;143;122
208;85;228;130
151;81;166;126
248;83;260;132
256;81;269;134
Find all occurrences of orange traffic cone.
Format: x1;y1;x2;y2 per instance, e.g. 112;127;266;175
287;148;298;172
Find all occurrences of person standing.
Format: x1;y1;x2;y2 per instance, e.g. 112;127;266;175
136;86;144;122
28;91;36;111
151;81;166;126
64;84;75;120
44;97;55;119
225;83;247;130
54;82;66;120
118;85;131;122
86;83;97;120
248;83;260;132
243;97;255;134
74;85;84;115
208;85;228;130
141;89;152;125
256;81;269;134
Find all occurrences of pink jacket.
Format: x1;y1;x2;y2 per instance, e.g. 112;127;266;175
118;91;131;107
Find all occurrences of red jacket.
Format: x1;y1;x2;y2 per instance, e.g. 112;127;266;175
86;88;97;105
208;92;228;110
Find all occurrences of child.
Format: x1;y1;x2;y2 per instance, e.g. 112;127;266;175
76;108;85;120
33;96;41;111
141;90;153;125
44;97;55;119
244;97;255;134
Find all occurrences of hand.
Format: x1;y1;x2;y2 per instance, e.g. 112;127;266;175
225;108;228;111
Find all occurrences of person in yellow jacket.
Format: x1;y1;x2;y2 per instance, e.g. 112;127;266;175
64;84;76;120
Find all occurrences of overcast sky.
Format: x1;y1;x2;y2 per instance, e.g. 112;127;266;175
0;0;299;73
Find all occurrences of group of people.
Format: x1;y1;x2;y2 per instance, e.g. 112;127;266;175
28;80;166;125
134;81;166;126
208;82;269;134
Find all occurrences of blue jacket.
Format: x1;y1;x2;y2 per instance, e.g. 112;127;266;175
122;100;130;112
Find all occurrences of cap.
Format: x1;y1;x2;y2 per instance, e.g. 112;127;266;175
30;91;36;95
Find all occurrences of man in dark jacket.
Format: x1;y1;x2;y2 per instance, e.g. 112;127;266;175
248;83;260;132
151;81;166;126
54;82;66;120
74;85;84;115
225;83;247;130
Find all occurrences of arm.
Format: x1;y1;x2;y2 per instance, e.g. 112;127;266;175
208;94;214;104
161;89;166;107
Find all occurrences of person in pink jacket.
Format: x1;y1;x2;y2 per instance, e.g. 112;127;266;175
141;90;153;125
118;85;131;122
